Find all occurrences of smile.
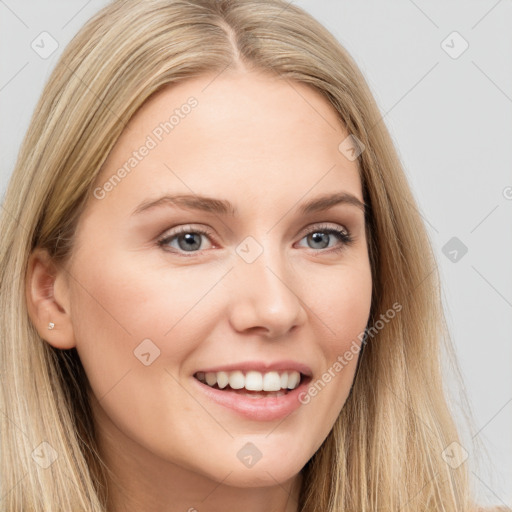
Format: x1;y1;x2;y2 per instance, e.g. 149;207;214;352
192;366;313;421
194;369;302;394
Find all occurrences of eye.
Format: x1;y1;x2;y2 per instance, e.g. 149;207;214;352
296;224;354;254
157;225;215;255
157;223;354;257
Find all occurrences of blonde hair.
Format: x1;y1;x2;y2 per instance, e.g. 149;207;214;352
0;0;487;510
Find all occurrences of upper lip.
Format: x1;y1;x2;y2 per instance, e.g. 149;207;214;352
194;360;313;378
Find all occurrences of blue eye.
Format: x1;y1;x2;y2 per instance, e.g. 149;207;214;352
297;225;353;253
157;226;213;254
157;224;354;256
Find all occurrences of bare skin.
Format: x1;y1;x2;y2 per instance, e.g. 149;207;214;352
26;68;372;512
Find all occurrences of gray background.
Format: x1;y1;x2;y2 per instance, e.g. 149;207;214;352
1;0;510;507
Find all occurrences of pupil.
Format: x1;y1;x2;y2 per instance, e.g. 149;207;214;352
179;233;201;251
310;232;328;249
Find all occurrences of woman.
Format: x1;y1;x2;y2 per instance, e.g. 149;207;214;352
0;0;495;510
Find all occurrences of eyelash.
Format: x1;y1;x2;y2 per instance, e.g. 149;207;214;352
156;223;354;257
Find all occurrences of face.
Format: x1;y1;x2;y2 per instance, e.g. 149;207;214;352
56;70;372;487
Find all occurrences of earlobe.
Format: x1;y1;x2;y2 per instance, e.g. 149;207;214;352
25;248;76;350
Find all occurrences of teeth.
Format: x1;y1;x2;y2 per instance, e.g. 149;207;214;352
287;371;300;389
196;370;302;391
263;372;282;391
245;371;263;391
217;371;229;389
229;370;245;390
205;372;217;386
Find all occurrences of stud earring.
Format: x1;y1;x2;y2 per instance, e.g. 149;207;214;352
48;322;55;330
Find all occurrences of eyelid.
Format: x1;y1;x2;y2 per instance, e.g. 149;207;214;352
298;222;350;238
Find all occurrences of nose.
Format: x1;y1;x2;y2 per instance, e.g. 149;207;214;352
228;247;307;339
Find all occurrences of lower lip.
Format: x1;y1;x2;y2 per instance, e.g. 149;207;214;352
192;376;311;421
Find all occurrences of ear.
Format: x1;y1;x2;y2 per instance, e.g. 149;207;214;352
25;247;76;349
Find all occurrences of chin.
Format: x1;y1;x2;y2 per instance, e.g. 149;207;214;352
209;457;304;488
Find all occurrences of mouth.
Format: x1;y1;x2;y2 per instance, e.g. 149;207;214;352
192;369;312;421
194;369;308;398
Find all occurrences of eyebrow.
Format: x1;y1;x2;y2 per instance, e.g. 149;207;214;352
131;191;366;217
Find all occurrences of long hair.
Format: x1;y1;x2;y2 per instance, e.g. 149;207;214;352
0;0;482;510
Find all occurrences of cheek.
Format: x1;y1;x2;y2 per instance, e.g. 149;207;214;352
307;260;372;348
67;252;234;462
299;260;372;417
67;251;230;396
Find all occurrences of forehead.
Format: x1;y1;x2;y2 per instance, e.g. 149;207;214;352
92;70;363;212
